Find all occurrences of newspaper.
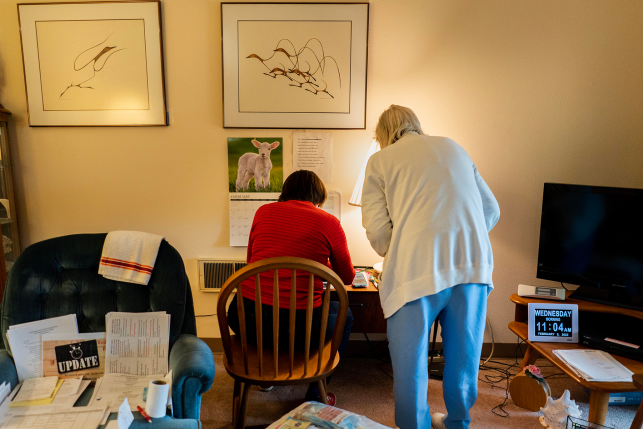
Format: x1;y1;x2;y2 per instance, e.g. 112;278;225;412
104;312;170;376
267;402;393;429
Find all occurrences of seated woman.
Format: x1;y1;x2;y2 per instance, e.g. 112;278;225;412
228;170;355;405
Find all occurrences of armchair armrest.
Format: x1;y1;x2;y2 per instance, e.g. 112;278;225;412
0;350;18;389
169;334;215;420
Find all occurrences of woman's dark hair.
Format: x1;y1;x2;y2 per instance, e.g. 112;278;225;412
279;170;327;206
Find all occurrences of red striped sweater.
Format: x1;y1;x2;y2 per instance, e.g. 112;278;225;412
240;200;355;309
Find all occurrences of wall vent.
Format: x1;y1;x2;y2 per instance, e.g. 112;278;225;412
198;259;246;292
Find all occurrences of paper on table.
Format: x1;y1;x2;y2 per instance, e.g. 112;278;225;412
0;384;20;425
13;376;58;402
88;377;103;407
555;349;633;382
293;132;333;184
117;398;134;429
0;383;10;406
105;312;169;376
55;377;83;397
99;405;111;426
10;379;64;408
2;407;107;429
7;314;78;381
48;380;91;409
13;380;91;414
90;373;161;412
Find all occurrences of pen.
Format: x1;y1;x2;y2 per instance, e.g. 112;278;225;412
137;405;153;423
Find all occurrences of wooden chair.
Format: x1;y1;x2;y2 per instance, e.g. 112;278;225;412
217;257;349;429
630;374;643;429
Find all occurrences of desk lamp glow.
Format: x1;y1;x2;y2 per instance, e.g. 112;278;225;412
348;139;381;206
348;139;384;278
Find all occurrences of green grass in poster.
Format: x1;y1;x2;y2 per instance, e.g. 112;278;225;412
228;137;284;193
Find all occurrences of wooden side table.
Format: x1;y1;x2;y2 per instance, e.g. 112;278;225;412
510;292;643;426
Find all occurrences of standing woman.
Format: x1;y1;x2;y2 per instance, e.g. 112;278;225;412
361;105;500;429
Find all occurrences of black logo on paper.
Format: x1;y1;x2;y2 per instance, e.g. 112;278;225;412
55;340;100;374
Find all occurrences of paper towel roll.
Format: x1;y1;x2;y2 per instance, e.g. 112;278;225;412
145;380;169;418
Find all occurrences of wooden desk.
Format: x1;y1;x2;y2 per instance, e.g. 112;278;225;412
334;284;386;333
510;292;643;426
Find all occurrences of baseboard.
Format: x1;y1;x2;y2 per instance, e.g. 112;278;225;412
200;337;528;359
201;337;224;354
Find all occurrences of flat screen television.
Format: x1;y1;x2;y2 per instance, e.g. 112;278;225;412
537;183;643;311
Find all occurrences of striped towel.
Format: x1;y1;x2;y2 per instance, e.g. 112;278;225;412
98;231;164;285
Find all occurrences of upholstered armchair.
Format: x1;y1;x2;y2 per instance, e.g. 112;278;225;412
0;233;214;421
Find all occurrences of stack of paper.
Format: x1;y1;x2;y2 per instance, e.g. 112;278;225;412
0;381;107;429
554;349;633;382
89;371;172;414
2;406;110;429
0;383;11;407
10;376;61;407
6;315;78;381
105;311;170;376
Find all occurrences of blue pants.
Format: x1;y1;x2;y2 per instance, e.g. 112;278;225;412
387;284;490;429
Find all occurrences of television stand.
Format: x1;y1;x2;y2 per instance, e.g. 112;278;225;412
510;291;643;426
568;285;643;312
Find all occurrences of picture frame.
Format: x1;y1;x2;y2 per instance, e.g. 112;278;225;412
18;1;167;126
221;2;369;129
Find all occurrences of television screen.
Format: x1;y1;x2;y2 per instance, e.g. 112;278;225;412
537;183;643;298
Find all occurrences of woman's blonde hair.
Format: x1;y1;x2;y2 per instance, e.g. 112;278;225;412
375;105;424;148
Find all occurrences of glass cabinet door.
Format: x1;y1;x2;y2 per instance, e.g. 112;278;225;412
0;112;20;275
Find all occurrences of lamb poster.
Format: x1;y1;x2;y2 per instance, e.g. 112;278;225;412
228;137;283;193
228;137;283;246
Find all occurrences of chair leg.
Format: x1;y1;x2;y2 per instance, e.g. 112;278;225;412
232;380;242;428
317;380;328;405
236;382;252;429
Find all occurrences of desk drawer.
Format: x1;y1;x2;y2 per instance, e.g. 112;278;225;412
332;290;387;333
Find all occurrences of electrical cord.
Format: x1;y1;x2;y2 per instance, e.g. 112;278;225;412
195;314;216;317
478;337;525;417
560;281;568;291
482;316;495;365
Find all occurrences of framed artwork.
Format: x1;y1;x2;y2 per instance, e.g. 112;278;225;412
221;3;369;129
18;1;167;126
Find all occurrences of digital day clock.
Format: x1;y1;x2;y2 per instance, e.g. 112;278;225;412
528;303;579;343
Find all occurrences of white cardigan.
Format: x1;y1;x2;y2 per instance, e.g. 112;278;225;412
361;134;500;318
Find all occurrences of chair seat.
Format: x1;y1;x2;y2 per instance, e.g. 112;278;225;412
223;335;340;385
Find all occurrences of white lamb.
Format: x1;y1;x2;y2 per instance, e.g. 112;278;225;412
235;139;280;191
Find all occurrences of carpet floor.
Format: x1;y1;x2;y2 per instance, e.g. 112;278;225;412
201;353;638;429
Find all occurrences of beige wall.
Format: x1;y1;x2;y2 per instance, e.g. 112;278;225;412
0;0;642;342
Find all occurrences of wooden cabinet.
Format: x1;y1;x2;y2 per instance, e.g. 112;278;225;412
0;105;21;295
